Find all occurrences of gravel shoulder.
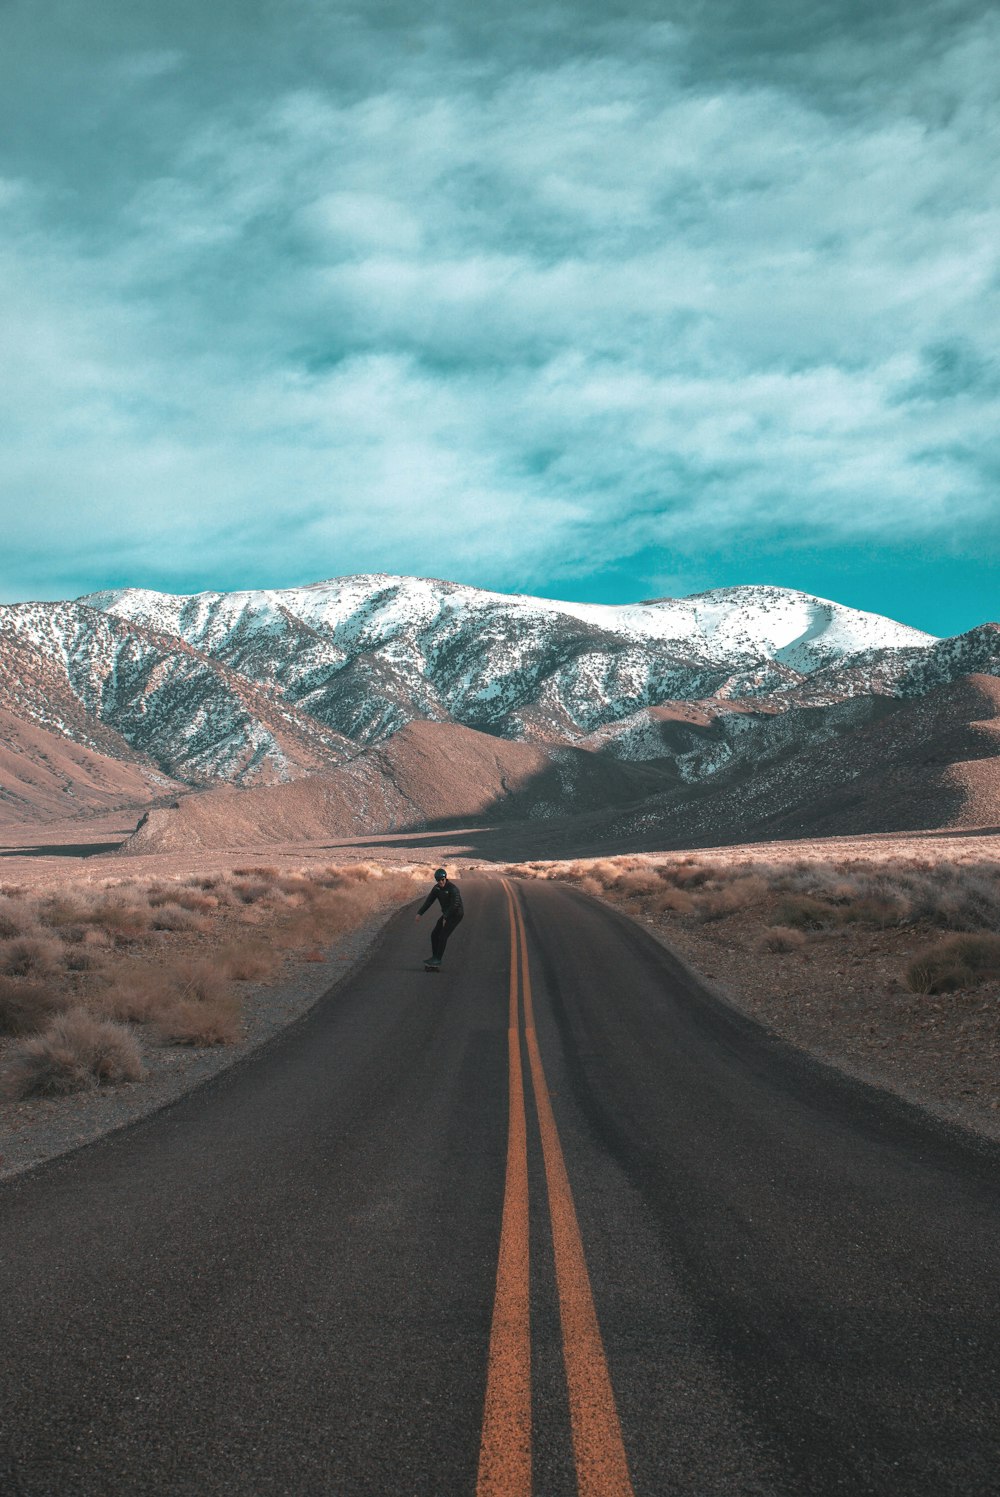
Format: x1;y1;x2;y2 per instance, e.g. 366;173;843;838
643;915;1000;1145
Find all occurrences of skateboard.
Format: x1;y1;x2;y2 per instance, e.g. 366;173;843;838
424;961;441;973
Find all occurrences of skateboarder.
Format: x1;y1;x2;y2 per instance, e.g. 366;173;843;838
415;867;464;970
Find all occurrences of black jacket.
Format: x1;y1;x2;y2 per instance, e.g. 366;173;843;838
419;880;464;919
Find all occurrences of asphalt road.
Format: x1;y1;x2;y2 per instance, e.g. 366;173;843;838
2;876;999;1495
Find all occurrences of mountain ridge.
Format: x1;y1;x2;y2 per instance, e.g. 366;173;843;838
1;576;997;840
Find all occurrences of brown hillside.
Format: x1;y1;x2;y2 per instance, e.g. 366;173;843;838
120;677;1000;859
122;719;669;854
0;708;184;827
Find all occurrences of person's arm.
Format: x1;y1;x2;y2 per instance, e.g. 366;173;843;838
417;888;437;916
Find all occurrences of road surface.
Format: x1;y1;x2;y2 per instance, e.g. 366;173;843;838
2;875;999;1495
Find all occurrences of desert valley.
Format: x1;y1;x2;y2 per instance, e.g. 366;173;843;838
1;573;999;1167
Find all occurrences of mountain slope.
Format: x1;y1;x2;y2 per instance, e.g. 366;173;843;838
123;719;669;853
78;576;940;749
0;708;184;828
601;674;1000;849
2;577;997;852
0;602;352;786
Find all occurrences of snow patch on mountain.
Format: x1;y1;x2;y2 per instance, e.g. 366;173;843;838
1;576;985;800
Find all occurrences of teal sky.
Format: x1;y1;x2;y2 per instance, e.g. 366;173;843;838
0;1;998;637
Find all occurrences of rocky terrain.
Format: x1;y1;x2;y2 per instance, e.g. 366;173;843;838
0;576;997;850
0;599;351;787
595;674;1000;851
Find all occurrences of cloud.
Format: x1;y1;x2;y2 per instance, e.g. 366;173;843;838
0;3;998;604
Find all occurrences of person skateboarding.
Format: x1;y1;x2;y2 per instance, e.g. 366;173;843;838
415;867;464;971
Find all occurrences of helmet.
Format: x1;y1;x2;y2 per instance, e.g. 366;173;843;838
434;868;447;881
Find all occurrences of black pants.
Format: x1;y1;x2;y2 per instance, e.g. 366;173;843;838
431;911;463;961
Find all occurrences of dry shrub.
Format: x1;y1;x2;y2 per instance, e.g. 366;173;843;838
323;862;382;886
0;895;38;939
169;957;232;1004
155;994;242;1046
651;886;695;915
184;875;236;907
0;935;63;978
174;889;218;913
755;926;808;954
232;879;275;905
218;941;279;981
671;862;714;889
233;865;280;879
1;1009;144;1098
89;898;153;941
841;895;907;928
578;876;604;897
63;945;109;973
150;902;211;933
36;895;90;930
273;870;416;953
147;884;215;912
774;895;840;930
610;869;662;898
692;875;768;923
275;912;327;951
98;956;243;1046
90;966;174;1024
0;977;70;1035
905;933;1000;995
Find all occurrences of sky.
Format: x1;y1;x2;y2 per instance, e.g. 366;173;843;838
0;0;998;637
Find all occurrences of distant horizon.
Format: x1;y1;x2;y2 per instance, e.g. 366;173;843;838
2;566;996;642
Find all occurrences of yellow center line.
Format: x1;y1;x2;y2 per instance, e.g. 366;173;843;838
476;882;532;1496
510;884;636;1497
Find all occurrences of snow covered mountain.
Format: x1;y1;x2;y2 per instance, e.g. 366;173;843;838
0;599;351;786
0;575;994;798
78;575;941;739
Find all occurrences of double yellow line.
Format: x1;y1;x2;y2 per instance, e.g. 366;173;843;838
477;880;634;1497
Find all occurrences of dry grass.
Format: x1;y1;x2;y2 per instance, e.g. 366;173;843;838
0;861;423;1101
35;894;92;930
0;935;64;978
509;851;1000;941
755;926;808;954
905;933;1000;995
154;993;243;1046
150;902;212;933
217;941;280;981
0;977;71;1036
2;1009;144;1099
90;965;176;1025
774;895;842;930
0;895;40;939
87;897;154;942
